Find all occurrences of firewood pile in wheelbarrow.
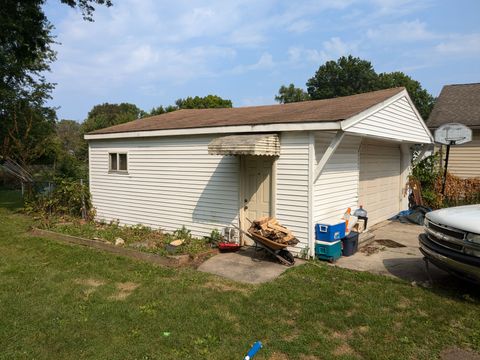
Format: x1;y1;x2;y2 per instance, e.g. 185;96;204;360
234;216;299;266
249;217;299;246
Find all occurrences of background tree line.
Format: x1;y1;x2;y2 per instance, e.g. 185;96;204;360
59;95;233;179
275;55;435;120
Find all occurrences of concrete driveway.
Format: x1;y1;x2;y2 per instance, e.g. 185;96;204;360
335;220;452;283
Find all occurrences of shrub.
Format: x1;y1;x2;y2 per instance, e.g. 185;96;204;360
435;173;480;207
410;153;480;208
24;178;93;220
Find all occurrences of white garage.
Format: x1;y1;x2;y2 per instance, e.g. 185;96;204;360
85;87;433;258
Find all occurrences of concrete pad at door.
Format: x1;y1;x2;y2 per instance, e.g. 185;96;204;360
198;247;304;284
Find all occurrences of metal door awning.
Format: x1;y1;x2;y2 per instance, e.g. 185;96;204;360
208;134;280;156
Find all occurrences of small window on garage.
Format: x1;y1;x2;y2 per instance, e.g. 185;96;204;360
109;153;127;173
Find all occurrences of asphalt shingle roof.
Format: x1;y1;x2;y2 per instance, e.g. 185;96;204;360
428;83;480;129
89;87;405;135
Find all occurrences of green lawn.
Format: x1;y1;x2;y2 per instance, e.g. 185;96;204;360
0;190;479;359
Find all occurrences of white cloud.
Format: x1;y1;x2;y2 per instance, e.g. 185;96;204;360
368;0;431;16
288;37;358;65
287;20;312;34
366;20;437;42
231;52;275;74
435;33;480;56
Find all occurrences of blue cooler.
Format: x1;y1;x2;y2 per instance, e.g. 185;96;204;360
315;240;342;262
315;222;346;242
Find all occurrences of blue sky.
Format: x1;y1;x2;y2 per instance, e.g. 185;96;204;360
44;0;480;121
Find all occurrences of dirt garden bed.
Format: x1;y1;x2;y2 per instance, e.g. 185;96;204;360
31;220;219;267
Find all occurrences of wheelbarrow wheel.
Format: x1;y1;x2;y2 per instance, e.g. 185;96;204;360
278;250;294;265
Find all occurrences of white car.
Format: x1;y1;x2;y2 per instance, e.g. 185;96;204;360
420;204;480;283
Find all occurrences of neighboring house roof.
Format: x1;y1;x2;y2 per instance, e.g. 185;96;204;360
88;87;405;135
428;83;480;129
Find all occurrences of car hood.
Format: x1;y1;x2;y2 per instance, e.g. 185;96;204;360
426;204;480;234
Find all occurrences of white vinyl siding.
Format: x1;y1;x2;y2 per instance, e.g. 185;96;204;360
89;135;239;237
276;132;310;255
313;132;362;225
445;130;480;178
346;96;431;143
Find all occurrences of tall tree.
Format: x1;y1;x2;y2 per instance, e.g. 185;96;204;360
57;119;82;156
275;84;310;104
306;56;379;100
278;55;435;119
0;0;112;165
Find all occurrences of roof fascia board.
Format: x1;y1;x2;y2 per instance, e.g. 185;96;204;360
84;121;341;140
340;89;407;130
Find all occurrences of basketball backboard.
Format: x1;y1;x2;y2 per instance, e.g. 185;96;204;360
434;122;472;145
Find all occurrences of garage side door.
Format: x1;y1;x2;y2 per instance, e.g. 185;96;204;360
359;140;401;226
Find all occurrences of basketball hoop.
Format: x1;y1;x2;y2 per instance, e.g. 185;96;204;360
434;123;472;195
434;122;472;145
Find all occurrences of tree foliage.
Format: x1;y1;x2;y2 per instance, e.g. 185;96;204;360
82;103;144;133
0;0;111;166
147;105;178;117
175;95;232;109
306;56;379;100
279;55;435;119
275;84;310;104
60;0;112;21
56;120;82;156
3;98;57;165
143;95;232;118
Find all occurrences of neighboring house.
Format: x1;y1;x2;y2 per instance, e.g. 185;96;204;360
85;87;433;257
428;83;480;178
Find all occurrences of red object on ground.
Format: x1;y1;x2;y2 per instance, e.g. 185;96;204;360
218;242;241;251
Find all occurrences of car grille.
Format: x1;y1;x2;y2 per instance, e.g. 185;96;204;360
427;235;463;251
425;220;466;253
427;221;465;240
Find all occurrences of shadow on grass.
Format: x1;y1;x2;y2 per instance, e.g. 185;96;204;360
0;190;23;211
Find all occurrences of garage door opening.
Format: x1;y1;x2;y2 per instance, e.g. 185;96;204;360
359;139;401;226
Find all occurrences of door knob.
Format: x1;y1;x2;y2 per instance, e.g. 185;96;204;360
244;206;248;210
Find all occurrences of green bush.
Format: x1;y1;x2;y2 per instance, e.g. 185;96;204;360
24;178;92;219
411;153;440;191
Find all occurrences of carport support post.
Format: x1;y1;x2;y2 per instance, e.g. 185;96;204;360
400;144;411;210
309;130;344;258
308;132;315;258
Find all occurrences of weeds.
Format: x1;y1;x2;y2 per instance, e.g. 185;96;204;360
50;220;212;256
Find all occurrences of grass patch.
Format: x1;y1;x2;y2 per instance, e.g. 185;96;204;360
1;190;480;359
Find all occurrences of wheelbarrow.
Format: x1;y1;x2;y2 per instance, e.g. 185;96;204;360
233;224;295;266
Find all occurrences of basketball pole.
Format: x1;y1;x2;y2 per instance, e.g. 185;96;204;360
441;140;454;195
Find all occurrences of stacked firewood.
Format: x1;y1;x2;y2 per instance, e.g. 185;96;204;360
249;217;299;246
